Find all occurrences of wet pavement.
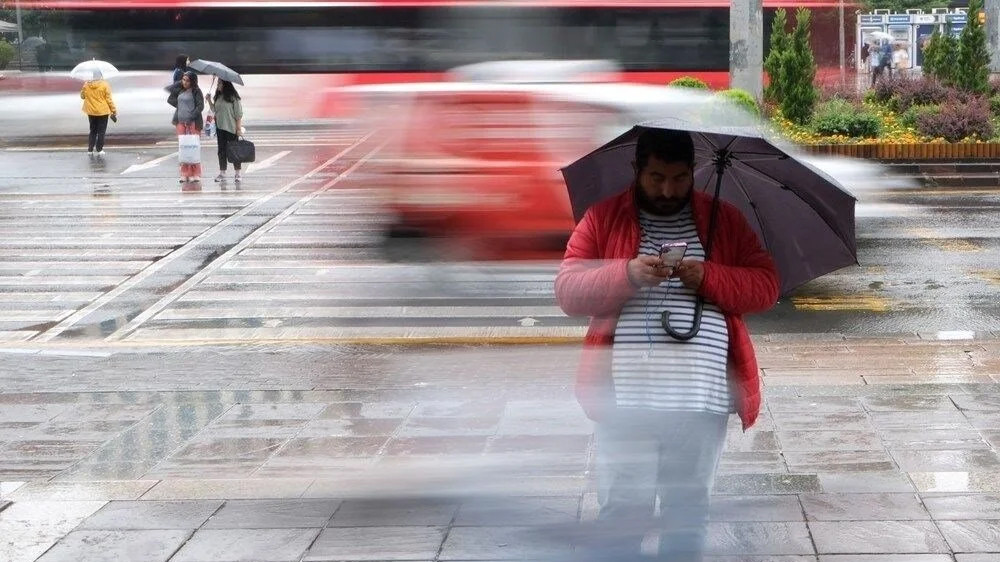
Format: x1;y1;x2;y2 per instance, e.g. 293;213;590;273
0;132;999;343
1;338;1000;561
2;128;1000;559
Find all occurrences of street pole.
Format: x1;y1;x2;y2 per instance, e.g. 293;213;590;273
730;0;764;102
839;0;846;84
15;0;24;70
988;0;1000;74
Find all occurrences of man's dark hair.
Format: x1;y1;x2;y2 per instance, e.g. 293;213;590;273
635;128;695;171
175;54;189;69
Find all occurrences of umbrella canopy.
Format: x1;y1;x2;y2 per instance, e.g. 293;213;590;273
70;59;119;81
561;119;857;296
188;59;244;85
868;31;893;42
0;20;18;33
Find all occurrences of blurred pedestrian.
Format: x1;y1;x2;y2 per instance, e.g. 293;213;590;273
893;43;911;77
869;42;882;87
206;80;244;184
172;54;190;84
167;71;205;183
80;69;117;156
555;129;779;561
880;40;893;79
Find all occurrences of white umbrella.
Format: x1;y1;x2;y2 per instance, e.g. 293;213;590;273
868;31;893;42
70;59;119;81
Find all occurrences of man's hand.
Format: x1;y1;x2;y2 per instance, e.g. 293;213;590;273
627;255;671;288
675;259;705;290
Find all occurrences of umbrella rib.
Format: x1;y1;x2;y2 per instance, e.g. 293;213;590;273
735;158;854;249
729;167;772;253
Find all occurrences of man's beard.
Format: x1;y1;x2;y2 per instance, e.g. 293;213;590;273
636;187;691;216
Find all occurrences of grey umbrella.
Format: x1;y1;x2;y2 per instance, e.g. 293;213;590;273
560;118;857;297
187;59;244;85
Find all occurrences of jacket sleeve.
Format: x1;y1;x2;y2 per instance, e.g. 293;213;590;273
555;209;637;318
195;91;205;114
698;207;780;315
104;84;117;115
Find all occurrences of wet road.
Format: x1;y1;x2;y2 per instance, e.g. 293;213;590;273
0;127;998;344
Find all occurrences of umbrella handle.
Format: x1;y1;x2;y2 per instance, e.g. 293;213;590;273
659;152;726;341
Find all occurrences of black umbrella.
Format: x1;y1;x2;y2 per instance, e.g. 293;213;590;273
560;118;857;297
188;59;244;85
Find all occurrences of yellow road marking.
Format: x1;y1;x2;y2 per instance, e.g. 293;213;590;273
907;228;981;252
791;295;892;312
971;270;1000;285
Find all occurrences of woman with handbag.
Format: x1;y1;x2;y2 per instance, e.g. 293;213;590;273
166;71;205;183
80;69;117;156
206;80;244;184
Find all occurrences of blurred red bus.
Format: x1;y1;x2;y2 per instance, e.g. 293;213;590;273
18;0;851;89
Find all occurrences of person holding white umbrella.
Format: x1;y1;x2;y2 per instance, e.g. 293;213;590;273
78;66;117;156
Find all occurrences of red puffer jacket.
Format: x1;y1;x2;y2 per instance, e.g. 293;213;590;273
555;187;780;430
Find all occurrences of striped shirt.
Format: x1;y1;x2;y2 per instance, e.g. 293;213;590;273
611;206;732;414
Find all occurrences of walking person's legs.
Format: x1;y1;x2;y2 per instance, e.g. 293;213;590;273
94;116;109;153
216;130;229;181
591;411;660;562
655;411;728;561
88;115;99;153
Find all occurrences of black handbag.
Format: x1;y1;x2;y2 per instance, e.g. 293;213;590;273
226;138;256;164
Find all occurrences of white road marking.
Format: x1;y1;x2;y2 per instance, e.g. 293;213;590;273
121;152;178;174
33;133;374;343
107;139;385;342
244;151;290;174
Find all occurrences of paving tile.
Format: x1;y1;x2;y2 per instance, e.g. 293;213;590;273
319;401;415;419
784;450;897;472
719;451;787;474
715;474;822;495
79;500;222;529
955;555;1000;562
772;408;873;431
809;521;949;554
197;419;307;439
705;557;818;562
963;411;1000;430
879;429;990;450
306;526;446;560
384;436;489;455
890;449;1000;471
487;434;590;455
454;496;579;526
868;410;971;431
52;403;159;422
439;526;572;560
766;397;863;414
819;554;952;562
725;430;780;452
204;499;340;528
922;493;1000;519
776;431;883;452
411;400;506;418
0;501;108;562
951;394;1000;411
0;481;26;498
707;522;815;555
909;471;1000;493
815;472;916;494
862;396;960;412
297;418;403;437
168;437;287;460
35;530;191;562
0;404;73;423
220;403;328;420
141;478;314;500
330;498;458;526
800;493;930;521
172;528;320;562
937;519;1000;552
26;420;138;440
710;496;805;522
271;436;388;458
7;480;158;501
2;439;104;459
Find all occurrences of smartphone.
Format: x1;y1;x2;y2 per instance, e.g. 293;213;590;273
659;242;688;268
